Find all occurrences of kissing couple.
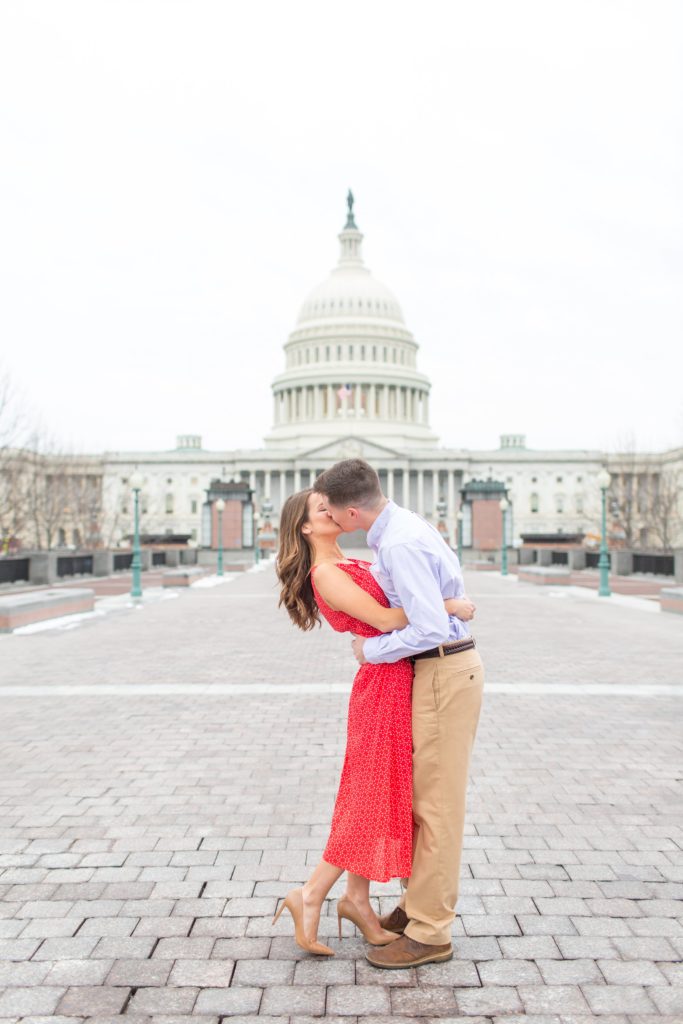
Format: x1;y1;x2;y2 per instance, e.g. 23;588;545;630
275;458;484;969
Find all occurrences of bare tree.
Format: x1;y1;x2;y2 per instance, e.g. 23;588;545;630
647;468;682;552
0;368;30;550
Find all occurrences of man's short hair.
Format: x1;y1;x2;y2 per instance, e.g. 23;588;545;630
314;459;383;509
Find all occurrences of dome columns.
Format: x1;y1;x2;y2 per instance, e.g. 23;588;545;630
272;381;430;427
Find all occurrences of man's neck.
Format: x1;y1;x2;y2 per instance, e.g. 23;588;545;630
357;497;389;532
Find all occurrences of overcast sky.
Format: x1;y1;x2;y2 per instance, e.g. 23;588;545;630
1;1;682;457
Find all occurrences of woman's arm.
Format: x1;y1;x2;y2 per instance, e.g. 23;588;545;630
312;566;474;631
313;564;406;632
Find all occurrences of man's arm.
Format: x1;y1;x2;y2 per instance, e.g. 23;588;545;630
362;543;451;664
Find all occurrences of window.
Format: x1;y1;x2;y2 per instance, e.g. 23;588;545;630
167;478;173;485
165;493;174;514
337;344;342;359
121;477;128;485
531;476;537;484
556;495;564;514
530;493;539;513
121;500;129;514
191;500;198;514
360;345;365;359
576;495;584;514
556;476;563;484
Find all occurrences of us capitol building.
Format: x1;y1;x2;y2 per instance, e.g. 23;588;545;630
100;195;681;553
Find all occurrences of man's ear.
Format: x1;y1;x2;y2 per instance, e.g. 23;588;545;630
346;507;359;522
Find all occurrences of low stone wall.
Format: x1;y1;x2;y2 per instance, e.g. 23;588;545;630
660;588;683;615
0;588;95;632
518;566;571;586
162;568;205;588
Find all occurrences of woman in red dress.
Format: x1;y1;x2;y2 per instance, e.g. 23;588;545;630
274;490;467;955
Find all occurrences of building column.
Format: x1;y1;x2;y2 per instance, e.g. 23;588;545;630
417;469;425;515
279;470;286;508
265;470;272;499
354;383;361;417
294;469;301;492
387;468;395;501
249;471;256;496
327;384;335;419
380;385;388;420
314;386;322;420
447;468;456;536
369;383;376;419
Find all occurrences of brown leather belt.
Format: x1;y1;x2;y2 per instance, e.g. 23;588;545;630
413;637;476;661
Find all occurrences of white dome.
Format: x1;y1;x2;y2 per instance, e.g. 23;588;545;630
297;266;405;325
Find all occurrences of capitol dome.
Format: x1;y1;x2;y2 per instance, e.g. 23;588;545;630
264;194;438;451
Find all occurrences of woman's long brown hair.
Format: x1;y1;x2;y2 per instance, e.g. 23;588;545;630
276;489;320;631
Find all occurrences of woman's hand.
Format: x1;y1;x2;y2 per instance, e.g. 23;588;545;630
445;597;476;621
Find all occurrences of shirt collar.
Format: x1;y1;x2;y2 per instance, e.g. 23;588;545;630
367;499;397;551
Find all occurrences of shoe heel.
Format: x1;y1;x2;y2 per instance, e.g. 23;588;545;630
272;899;286;926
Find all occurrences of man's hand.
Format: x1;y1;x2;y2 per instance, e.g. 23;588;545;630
351;634;367;664
446;597;476;621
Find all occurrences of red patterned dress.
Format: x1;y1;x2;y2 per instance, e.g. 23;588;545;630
310;558;414;882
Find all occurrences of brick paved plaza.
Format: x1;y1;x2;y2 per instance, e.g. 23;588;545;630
1;561;682;1023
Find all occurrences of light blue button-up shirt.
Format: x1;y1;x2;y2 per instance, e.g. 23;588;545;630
362;500;469;665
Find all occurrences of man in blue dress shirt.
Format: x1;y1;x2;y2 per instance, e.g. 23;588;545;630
316;458;484;969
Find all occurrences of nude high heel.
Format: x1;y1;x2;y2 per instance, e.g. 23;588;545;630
272;887;335;956
337;895;400;946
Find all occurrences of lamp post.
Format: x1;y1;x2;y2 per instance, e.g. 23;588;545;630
499;497;509;576
456;510;464;563
129;471;143;599
597;468;611;597
215;499;225;577
253;504;260;565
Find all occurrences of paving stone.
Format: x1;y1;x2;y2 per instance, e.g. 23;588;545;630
261;985;326;1015
612;935;680;960
57;985;130;1015
168;959;234;987
91;936;156;959
133;917;193;938
516;913;577;935
293;959;355;985
0;987;65;1016
581;983;656;1014
498;936;561;959
461;914;520;937
127;986;199;1013
389;986;457;1015
477;959;542;985
211;937;271;959
43;959;113;985
414;959;480;987
232;959;293;986
648;986;683;1014
597;957;668;985
452;936;503;960
106;959;172;986
152;938;215;960
193;987;262;1015
31;936;99;960
0;961;51;985
536;957;603;984
518;983;590;1013
455;986;524;1015
21;918;83;938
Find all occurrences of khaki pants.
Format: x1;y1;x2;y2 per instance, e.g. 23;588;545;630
399;646;484;945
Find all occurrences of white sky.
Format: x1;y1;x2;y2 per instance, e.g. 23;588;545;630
1;1;682;456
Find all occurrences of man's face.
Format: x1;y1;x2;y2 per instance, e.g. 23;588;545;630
322;498;359;533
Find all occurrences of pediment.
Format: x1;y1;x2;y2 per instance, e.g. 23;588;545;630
296;435;405;462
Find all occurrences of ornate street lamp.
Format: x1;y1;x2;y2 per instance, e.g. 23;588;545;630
499;497;509;576
215;498;225;577
456;510;464;563
129;471;144;599
597;468;611;597
253;504;260;565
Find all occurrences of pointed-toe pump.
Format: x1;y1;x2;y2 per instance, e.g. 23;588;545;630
337;895;400;946
272;887;335;956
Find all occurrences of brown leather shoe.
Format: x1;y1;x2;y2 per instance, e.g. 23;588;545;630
378;905;409;935
366;933;453;969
